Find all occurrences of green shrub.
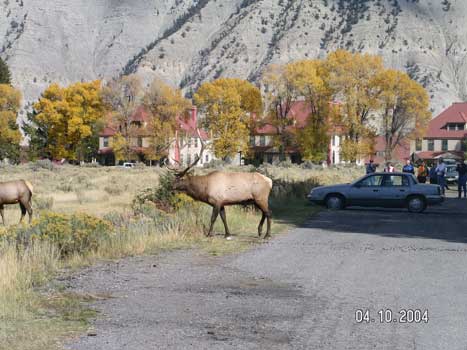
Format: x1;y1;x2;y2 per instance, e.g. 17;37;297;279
132;170;196;215
15;212;114;257
33;196;54;210
28;159;55;171
104;185;123;195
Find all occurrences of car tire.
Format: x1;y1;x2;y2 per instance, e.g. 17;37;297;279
325;194;344;210
407;196;426;213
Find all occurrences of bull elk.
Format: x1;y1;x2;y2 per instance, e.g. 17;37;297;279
0;180;34;225
167;131;273;239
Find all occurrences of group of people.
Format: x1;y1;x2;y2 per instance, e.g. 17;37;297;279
365;158;467;198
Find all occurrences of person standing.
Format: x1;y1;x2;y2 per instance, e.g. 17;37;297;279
435;158;447;194
417;161;428;183
402;159;415;174
366;159;376;174
456;161;467;198
384;162;395;173
429;164;438;184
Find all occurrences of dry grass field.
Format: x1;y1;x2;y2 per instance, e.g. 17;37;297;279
0;162;363;350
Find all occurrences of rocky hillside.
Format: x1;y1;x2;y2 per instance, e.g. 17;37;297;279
1;0;467;116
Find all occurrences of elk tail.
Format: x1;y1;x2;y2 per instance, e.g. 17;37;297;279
25;181;34;195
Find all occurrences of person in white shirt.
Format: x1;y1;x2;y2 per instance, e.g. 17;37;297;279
435;158;447;194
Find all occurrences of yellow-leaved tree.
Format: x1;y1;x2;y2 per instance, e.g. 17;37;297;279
376;69;431;162
194;78;262;159
285;60;334;162
323;50;383;162
0;84;22;162
101;75;143;162
143;79;192;161
33;80;104;161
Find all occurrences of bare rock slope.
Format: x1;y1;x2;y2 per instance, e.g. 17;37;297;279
1;0;467;115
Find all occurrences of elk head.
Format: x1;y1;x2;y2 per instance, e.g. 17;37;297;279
166;129;206;191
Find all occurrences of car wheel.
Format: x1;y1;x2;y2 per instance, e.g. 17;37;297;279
407;196;426;213
325;195;344;210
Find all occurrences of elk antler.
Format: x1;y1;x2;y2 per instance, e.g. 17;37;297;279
166;129;206;178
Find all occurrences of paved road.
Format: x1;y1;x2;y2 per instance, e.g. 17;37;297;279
67;194;467;350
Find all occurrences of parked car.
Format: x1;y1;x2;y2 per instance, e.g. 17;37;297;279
445;165;459;184
120;162;136;169
307;172;444;213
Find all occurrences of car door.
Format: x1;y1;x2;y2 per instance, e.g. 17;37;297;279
379;174;410;207
348;174;384;206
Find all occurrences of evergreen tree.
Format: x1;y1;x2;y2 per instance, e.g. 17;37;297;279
0;57;11;85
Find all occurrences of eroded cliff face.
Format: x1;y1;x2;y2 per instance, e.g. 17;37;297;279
1;0;466;115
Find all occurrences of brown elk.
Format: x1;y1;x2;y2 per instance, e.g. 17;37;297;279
167;133;273;239
0;180;34;225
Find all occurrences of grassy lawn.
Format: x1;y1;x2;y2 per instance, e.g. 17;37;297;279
0;163;362;350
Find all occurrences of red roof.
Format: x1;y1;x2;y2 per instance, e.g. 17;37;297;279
177;107;209;140
131;106;150;123
426;102;467;139
101;126;117;137
413;151;464;160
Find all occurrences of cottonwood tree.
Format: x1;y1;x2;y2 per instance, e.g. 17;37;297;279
261;64;299;161
285;60;334;162
0;84;21;161
323;50;384;162
31;81;104;161
377;69;431;161
143;79;192;161
101;75;143;161
194;78;262;159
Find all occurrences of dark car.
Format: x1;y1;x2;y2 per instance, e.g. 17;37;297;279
307;172;444;213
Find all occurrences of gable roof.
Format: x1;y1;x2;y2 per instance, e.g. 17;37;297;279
426;102;467;139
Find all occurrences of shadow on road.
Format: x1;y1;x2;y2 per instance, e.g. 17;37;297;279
303;195;467;244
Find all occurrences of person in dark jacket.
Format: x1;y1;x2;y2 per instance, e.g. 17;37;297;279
402;159;415;174
456;161;467;198
366;159;376;174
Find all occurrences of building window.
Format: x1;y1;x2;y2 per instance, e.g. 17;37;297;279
332;135;335;146
205;154;209;163
194;138;198;148
103;137;109;148
187;137;192;148
260;135;266;146
137;137;143;147
442;139;448;151
415;139;422;151
267;154;273;164
446;123;465;131
428;139;434;151
187;154;191;165
250;136;255;146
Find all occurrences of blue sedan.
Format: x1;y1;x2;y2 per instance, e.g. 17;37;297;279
307;172;444;213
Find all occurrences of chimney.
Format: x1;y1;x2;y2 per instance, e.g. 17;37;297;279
191;106;197;127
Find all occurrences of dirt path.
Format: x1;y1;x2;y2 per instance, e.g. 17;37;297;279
66;195;467;350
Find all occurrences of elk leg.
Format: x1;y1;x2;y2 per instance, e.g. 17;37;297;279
24;201;33;224
219;206;231;239
19;203;26;224
0;205;5;226
264;210;272;239
258;212;266;237
207;207;219;237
